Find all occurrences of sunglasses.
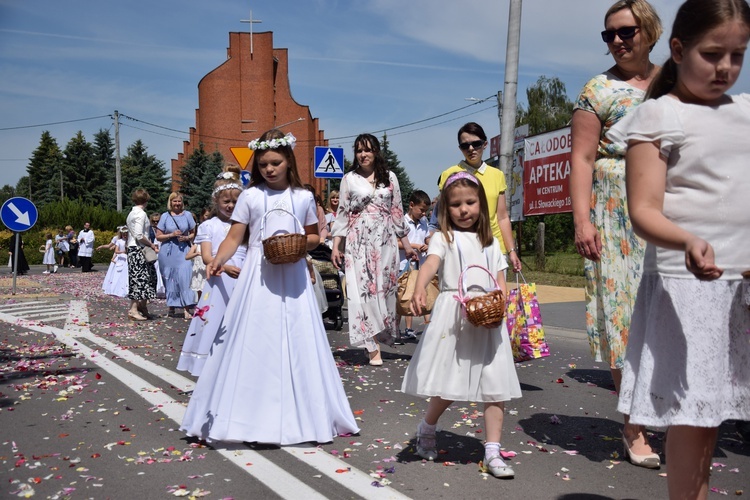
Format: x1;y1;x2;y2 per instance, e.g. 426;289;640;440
600;26;639;43
459;140;485;151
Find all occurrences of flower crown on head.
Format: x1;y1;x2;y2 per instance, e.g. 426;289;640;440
216;171;236;180
212;183;243;197
248;133;296;151
444;171;479;188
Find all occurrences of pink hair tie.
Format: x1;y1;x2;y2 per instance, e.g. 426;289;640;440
444;171;479;188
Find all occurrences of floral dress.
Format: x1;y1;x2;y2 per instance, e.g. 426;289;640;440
331;170;408;351
574;72;646;369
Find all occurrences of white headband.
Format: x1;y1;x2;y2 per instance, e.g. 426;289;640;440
213;183;242;197
248;133;296;151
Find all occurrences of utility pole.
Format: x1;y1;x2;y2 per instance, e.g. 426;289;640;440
60;170;63;201
499;0;522;177
114;110;122;212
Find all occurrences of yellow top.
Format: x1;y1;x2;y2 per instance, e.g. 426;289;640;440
438;161;508;253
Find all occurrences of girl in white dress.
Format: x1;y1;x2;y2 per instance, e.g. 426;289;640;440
402;171;521;479
103;228;129;298
187;208;211;301
180;129;359;445
177;168;246;377
102;229;124;293
609;1;750;497
42;233;55;274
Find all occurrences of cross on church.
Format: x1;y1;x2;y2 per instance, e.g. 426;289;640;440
240;9;263;55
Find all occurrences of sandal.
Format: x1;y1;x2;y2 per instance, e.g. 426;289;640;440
128;312;148;322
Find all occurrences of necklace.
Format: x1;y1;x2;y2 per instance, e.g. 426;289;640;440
357;168;376;185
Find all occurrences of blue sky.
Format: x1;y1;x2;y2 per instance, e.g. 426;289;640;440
1;0;748;200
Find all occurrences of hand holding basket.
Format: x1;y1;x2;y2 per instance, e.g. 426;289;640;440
261;208;307;264
454;264;505;327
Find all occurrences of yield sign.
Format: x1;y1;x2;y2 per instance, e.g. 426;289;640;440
230;147;254;169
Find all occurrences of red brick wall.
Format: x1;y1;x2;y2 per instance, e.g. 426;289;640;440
171;31;328;197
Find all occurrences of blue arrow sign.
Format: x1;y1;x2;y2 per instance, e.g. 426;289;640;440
314;146;345;179
1;197;39;232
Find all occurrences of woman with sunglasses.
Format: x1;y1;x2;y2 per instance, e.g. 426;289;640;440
569;0;662;469
434;122;521;273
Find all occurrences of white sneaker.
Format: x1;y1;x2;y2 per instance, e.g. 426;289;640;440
42;271;50;274
53;264;58;273
416;420;438;461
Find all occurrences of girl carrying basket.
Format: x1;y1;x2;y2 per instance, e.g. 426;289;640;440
177;167;246;377
402;171;521;478
180;129;359;445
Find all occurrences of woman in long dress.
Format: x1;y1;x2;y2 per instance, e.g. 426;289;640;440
569;0;663;467
331;133;416;365
126;189;159;321
156;192;196;319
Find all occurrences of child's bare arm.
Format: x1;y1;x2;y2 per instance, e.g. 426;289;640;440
411;254;440;316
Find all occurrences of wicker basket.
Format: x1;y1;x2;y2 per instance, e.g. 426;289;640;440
456;264;506;327
38;245;46;253
261;208;307;264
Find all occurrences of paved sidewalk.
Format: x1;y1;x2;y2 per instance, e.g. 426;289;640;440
534;284;585;304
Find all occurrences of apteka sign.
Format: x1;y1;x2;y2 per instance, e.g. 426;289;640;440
523;127;572;216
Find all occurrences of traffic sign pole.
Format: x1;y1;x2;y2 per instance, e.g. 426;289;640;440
11;232;19;295
1;197;39;295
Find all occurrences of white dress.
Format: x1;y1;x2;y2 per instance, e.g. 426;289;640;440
609;94;750;427
103;240;128;298
181;186;359;445
190;243;207;294
401;232;522;402
177;217;247;377
101;236;120;293
153;240;166;298
42;239;55;265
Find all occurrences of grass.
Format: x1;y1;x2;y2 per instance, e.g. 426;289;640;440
515;251;586;288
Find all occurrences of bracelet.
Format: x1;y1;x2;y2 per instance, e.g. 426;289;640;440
508;248;517;254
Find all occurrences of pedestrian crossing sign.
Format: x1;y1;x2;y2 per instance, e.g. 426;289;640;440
314;146;345;179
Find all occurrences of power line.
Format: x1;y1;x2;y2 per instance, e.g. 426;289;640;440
0;96;497;153
0;115;111;131
324;96;495;142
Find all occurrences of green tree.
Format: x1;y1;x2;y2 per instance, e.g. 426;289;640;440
179;144;224;213
15;177;30;198
62;131;110;206
92;129;117;210
26;131;63;207
0;184;15;208
516;75;574;135
121;140;170;214
381;133;414;211
515;76;576;257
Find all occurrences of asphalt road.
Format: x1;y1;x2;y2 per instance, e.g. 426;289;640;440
1;266;748;499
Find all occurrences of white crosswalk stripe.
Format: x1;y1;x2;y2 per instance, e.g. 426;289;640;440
0;300;69;323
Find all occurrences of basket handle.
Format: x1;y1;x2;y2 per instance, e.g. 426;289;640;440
260;207;305;239
456;264;500;303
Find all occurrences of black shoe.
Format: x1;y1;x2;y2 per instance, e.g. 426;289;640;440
736;421;750;443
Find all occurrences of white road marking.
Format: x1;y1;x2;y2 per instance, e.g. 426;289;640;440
1;302;411;500
0;300;69;323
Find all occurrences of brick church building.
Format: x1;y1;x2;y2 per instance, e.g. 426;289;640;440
171;30;328;194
